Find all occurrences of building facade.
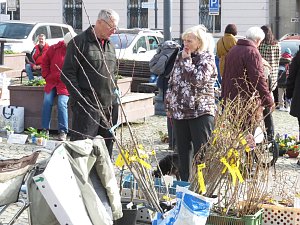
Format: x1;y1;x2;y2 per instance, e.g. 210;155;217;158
2;0;300;40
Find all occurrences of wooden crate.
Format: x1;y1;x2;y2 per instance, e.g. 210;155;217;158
117;60;151;92
118;93;154;123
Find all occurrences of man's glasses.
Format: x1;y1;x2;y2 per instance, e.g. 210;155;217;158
101;19;117;32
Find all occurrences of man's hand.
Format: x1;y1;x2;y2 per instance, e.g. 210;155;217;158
33;65;41;70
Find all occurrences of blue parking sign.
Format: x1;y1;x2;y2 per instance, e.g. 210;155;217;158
209;0;219;15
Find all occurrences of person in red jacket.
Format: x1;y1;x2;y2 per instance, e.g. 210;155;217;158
41;32;75;141
25;34;49;80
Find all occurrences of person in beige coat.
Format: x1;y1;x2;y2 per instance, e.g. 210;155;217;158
216;24;238;77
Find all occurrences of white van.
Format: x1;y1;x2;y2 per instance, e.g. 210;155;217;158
110;28;164;61
0;21;76;53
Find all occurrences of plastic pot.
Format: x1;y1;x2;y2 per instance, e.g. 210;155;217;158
114;203;137;225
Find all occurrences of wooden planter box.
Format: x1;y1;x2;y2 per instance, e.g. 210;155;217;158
4;53;25;78
8;85;72;130
117;60;150;92
117;77;132;96
9;78;154;130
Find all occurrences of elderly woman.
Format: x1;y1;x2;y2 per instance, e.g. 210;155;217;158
165;25;218;181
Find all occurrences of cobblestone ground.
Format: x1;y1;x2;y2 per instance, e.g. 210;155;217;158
0;110;299;224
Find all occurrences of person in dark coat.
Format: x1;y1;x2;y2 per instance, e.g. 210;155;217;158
61;9;119;157
286;49;300;139
222;27;274;127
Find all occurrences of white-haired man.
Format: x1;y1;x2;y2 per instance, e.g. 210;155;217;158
62;9;120;157
222;26;274;113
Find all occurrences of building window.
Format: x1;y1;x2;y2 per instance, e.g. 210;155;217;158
63;0;82;32
199;0;221;33
1;0;20;20
127;0;148;28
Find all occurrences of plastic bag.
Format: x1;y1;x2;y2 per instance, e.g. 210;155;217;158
152;186;216;225
0;105;24;133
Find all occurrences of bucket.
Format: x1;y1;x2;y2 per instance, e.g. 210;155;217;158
114;203;137;225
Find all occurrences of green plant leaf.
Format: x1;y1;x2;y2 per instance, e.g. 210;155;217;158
25;78;46;86
26;127;38;135
3;125;13;131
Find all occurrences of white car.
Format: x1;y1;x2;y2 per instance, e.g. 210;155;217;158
110;28;164;61
0;21;76;53
279;39;300;56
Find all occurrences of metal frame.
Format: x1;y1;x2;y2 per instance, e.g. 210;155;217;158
127;0;148;28
199;0;221;33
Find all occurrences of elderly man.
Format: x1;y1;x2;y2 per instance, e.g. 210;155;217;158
25;33;49;80
222;26;274;116
61;9;119;157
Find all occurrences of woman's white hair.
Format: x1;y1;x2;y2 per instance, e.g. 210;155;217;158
182;24;209;52
98;9;120;24
246;27;265;43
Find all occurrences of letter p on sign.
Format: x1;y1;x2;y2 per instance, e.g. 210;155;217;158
210;0;217;6
209;0;219;15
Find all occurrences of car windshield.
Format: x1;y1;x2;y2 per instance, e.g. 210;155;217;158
280;41;300;56
0;22;34;39
110;33;136;49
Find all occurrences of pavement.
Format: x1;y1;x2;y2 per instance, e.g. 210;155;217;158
0;109;299;224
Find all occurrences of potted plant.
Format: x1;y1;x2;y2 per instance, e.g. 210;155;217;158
24;78;46;87
35;130;49;146
26;127;38;144
275;134;298;156
187;94;269;224
4;125;14;137
286;144;300;158
158;130;169;143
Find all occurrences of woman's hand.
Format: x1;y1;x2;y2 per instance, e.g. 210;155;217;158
166;111;172;118
182;48;191;59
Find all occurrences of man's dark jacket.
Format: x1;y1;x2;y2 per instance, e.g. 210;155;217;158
61;26;117;109
286;50;300;118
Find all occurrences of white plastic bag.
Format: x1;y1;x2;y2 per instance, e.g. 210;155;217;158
152;186;216;225
0;105;24;133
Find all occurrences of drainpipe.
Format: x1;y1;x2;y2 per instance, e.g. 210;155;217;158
163;0;172;41
180;0;183;43
155;0;157;29
275;0;280;39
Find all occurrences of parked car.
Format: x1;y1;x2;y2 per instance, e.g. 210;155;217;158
0;21;76;53
279;37;300;57
279;33;300;41
110;28;164;61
